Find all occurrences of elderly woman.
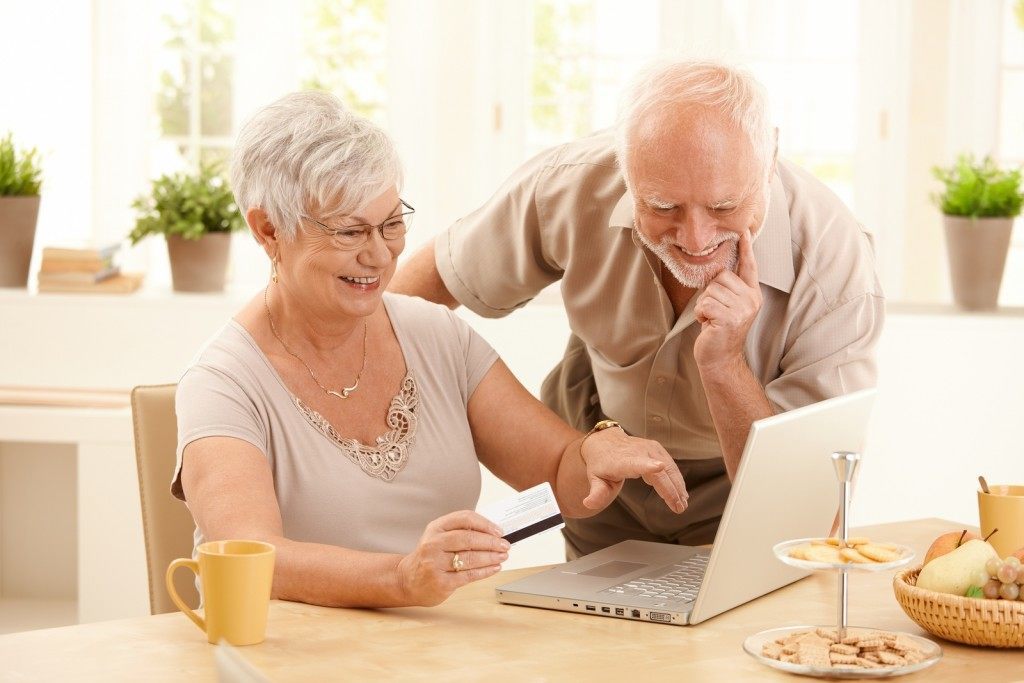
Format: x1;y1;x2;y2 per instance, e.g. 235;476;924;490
172;91;687;608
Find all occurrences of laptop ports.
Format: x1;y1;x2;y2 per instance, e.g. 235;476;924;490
585;605;596;611
631;609;641;618
615;608;624;616
601;606;610;613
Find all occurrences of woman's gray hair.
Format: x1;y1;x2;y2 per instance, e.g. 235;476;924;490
230;91;402;241
615;59;774;188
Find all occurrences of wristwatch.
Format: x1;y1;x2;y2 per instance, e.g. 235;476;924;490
579;419;622;464
590;419;621;434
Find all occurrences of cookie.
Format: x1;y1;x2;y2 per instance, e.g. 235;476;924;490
857;543;901;563
839;547;873;563
803;545;845;563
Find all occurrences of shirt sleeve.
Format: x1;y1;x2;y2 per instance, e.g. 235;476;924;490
171;364;268;501
435;148;564;318
765;292;885;412
444;308;500;401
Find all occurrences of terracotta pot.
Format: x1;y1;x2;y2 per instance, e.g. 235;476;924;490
942;216;1014;311
166;232;232;292
0;195;41;287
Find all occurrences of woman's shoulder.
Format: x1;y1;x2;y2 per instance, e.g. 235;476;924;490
179;320;269;389
383;292;461;332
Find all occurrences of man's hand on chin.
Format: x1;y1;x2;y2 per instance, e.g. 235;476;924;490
693;228;761;377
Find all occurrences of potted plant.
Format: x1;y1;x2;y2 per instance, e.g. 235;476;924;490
0;133;43;287
129;163;246;292
932;154;1023;310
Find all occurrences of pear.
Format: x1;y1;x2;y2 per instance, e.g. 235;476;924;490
917;539;998;596
923;529;980;565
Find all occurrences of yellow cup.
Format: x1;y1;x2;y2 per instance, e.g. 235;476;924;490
978;485;1024;559
166;540;275;645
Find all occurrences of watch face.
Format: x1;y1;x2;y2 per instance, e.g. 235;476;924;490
595;419;619;431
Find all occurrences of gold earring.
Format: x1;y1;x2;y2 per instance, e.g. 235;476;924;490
271;258;279;284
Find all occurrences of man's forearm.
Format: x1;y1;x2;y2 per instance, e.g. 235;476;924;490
699;358;776;480
390;241;460;308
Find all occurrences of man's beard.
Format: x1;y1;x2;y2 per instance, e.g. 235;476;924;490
636;230;739;289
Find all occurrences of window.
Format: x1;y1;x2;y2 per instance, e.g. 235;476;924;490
522;1;863;207
300;0;390;124
525;0;660;157
721;0;860;209
154;0;237;173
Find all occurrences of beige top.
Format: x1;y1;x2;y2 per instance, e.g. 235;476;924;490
436;130;884;461
172;293;499;555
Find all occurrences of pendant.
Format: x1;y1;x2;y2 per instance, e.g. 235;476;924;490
327;381;358;399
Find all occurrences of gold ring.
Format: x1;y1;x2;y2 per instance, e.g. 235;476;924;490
451;552;465;572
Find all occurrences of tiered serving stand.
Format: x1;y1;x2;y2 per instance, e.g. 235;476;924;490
742;452;943;679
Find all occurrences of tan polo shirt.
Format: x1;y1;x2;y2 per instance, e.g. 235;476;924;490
437;130;884;468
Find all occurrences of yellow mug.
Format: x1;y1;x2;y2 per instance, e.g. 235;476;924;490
978;485;1024;559
166;540;275;645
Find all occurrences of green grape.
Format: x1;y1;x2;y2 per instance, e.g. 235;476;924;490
1005;556;1021;569
983;579;1001;599
997;563;1019;584
998;582;1020;601
986;557;1003;578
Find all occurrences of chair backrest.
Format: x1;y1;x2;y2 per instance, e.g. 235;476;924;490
131;384;199;614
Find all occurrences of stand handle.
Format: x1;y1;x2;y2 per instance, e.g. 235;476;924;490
831;451;861;637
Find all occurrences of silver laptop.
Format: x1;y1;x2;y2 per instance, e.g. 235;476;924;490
496;388;876;625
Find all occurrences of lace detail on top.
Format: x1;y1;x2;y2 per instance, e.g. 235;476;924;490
294;374;418;482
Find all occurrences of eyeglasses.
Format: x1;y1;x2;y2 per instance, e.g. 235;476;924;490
302;199;415;250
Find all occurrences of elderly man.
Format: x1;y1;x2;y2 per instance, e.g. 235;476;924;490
391;59;884;559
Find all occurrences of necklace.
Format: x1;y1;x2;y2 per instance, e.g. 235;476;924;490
264;285;368;399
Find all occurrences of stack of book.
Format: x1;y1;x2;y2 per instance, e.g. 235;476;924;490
37;243;143;294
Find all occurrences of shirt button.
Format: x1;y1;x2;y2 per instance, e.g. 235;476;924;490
656;376;667;384
651;416;663;423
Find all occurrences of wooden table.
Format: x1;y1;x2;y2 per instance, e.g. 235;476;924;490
1;519;1019;681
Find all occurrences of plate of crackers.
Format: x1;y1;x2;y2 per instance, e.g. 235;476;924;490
774;537;915;572
743;625;942;679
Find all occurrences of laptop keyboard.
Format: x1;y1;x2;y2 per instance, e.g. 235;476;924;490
599;553;709;604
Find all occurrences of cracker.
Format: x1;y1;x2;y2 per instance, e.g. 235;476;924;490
855;656;883;668
803;545;845;563
839;547;873;563
796;641;831;668
858;543;901;563
845;536;871;546
829;652;859;665
815;628;839;642
787;545;809;560
877;651;907;666
830;643;859;655
762;642;784;660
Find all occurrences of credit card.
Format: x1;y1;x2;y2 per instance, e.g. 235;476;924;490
478;481;564;545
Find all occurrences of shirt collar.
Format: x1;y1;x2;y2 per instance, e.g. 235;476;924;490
608;171;795;294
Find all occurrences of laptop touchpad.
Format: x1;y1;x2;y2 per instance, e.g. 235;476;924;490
576;561;647;578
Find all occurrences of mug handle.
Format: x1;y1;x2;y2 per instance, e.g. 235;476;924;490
166;558;206;633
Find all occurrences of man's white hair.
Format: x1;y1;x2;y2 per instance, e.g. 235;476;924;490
230;91;402;241
615;59;774;189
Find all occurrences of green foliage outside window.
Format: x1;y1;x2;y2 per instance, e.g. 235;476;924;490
932;154;1024;218
530;0;594;140
301;0;388;122
0;133;42;197
129;163;245;244
157;0;235;161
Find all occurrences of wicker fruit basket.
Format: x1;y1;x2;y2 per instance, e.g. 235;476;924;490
893;566;1024;648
